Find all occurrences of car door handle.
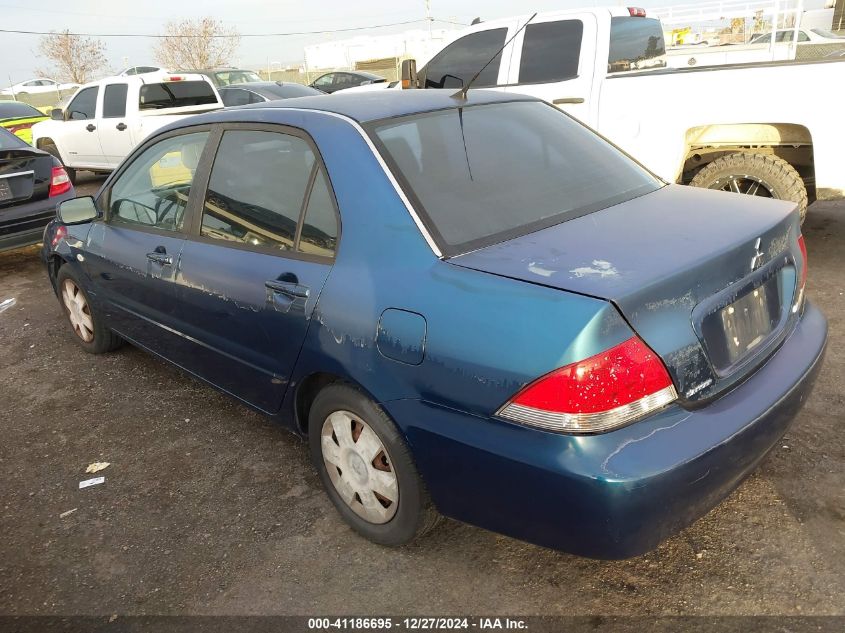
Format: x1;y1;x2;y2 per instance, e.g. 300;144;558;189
116;122;127;131
86;123;96;132
146;252;173;266
552;97;585;104
265;280;310;298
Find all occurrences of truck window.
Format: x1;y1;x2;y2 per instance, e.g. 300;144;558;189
139;81;217;110
608;17;666;73
67;87;98;120
103;84;128;118
519;20;583;84
421;28;507;89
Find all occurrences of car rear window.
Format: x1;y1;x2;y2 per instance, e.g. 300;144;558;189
608;17;666;73
0;102;43;119
139;81;217;110
0;127;27;149
371;101;660;256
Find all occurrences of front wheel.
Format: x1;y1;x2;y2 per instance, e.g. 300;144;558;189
689;152;808;224
56;265;123;354
308;383;440;546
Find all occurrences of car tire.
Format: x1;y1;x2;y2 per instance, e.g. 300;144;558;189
689;152;808;224
55;265;123;354
40;141;76;185
308;383;440;546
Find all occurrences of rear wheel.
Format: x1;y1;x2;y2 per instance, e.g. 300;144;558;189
56;266;122;354
40;141;76;185
308;383;439;546
689;152;808;224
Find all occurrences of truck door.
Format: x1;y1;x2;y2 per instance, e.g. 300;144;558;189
504;12;598;126
97;83;134;168
61;86;108;168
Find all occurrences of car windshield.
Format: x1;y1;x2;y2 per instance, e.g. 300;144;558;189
0;102;43;119
214;70;262;86
0;127;27;149
371;101;661;256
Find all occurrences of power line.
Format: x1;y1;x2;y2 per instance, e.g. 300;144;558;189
0;18;466;38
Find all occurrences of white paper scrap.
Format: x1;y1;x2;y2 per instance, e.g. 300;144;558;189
79;477;105;489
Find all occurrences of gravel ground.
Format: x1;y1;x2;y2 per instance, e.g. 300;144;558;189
0;173;842;616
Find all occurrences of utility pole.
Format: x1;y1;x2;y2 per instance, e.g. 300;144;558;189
425;0;433;38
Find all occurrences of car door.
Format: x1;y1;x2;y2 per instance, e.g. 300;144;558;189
61;86;107;167
84;129;213;355
505;13;598;125
97;83;134;167
175;125;339;412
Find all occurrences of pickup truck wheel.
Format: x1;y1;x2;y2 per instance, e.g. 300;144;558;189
690;153;808;224
40;141;76;185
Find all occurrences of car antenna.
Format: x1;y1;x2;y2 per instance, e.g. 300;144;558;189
452;12;537;100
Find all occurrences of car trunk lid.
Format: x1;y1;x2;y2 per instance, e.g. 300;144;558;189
0;147;51;208
449;185;804;403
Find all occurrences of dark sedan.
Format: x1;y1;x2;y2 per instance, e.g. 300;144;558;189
309;71;386;93
219;81;324;107
1;127;74;252
40;90;826;558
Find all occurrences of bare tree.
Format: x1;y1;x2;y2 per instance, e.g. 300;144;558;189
37;30;108;83
153;18;240;70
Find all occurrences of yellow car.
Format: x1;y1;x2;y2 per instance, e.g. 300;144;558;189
0;101;48;145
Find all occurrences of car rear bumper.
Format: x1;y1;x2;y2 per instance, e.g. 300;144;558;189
0;190;72;252
387;302;827;559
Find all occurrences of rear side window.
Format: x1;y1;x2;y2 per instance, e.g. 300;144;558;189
201;130;319;253
102;84;128;118
519;20;583;84
139;81;217;110
422;28;507;89
67;87;98;120
298;169;338;258
372;101;660;256
608;17;666;73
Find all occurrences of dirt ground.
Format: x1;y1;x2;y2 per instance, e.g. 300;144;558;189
0;174;842;616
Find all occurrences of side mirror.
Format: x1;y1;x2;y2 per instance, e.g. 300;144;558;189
50;108;64;121
58;196;99;225
400;59;418;89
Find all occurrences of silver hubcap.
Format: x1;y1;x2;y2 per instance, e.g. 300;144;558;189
710;174;777;199
320;410;399;524
61;279;94;343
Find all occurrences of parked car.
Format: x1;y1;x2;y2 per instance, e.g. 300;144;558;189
0;102;48;145
399;6;845;222
187;68;263;88
0;127;74;251
219;81;323;107
41;90;826;559
0;78;80;97
749;28;845;44
309;71;387;93
31;73;223;181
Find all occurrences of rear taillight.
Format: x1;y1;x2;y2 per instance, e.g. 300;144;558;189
50;225;67;248
497;337;677;434
49;166;71;197
793;234;808;313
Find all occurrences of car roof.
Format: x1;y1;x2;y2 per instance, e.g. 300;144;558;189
227;89;539;124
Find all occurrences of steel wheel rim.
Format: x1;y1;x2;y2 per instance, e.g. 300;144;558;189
61;279;94;343
320;410;399;524
709;174;778;199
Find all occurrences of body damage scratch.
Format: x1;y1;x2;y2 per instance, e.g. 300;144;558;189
527;262;555;277
570;260;618;278
600;414;690;476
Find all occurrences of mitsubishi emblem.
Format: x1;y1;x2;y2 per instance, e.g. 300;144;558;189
750;238;764;271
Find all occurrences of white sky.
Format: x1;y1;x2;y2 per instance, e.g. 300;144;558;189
0;0;829;83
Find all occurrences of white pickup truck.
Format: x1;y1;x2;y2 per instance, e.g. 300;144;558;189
32;73;222;182
400;6;845;220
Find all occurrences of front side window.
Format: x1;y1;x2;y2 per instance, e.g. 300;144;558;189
108;131;209;231
67;87;98;120
102;84;128;118
519;20;583;84
372;101;660;256
421;28;508;89
608;17;666;73
313;74;334;88
201;130;329;254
